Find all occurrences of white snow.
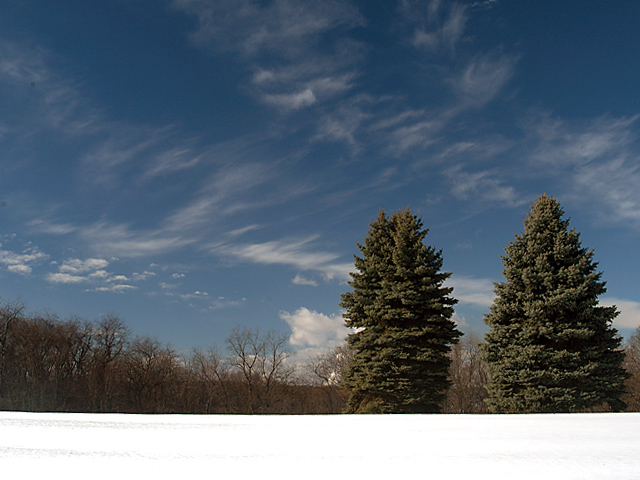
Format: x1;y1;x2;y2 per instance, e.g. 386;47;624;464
1;412;639;478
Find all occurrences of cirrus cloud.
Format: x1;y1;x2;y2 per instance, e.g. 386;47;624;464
215;236;352;281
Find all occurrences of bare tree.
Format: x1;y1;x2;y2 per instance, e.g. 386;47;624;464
89;314;129;412
0;308;93;410
444;332;489;414
49;317;94;410
124;336;179;412
226;327;294;413
260;330;295;412
623;328;640;411
0;301;25;407
8;314;60;410
226;327;262;413
187;348;231;413
306;343;353;413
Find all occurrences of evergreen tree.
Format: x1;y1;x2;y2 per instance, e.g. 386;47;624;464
483;194;627;413
341;209;461;413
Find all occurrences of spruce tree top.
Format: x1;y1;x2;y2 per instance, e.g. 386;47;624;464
494;194;607;317
342;209;458;332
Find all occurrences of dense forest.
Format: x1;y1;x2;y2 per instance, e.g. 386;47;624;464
1;300;638;414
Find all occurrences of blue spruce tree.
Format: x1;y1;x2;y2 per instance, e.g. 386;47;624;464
483;195;627;413
341;209;461;413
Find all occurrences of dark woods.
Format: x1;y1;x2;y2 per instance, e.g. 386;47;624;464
0;303;345;414
1;301;638;414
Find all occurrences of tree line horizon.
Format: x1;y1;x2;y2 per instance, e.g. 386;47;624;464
1;194;638;414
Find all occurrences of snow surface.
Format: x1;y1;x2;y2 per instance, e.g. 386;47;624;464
1;412;639;479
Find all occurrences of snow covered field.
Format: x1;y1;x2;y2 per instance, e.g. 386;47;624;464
1;412;639;479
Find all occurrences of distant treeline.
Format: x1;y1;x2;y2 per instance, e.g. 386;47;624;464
1;301;638;414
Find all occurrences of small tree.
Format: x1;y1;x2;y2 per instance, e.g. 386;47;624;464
124;336;179;413
341;209;461;413
226;327;294;413
89;315;129;412
623;328;640;411
306;343;353;413
483;194;627;413
444;332;488;414
0;301;25;408
187;348;231;413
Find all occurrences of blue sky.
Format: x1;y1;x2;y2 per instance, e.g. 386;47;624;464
1;0;639;358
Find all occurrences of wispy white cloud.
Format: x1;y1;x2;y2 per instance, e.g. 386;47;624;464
219;236;334;267
406;3;515;112
78;221;193;258
90;284;138;293
30;216;194;259
0;38;209;192
45;256;149;294
29;151;304;265
446;165;524;207
432;137;514;162
216;236;352;281
174;0;363;57
314;104;369;150
449;53;517;108
0;43;47;85
531;115;637;167
80;124;213;188
470;0;499;8
108;274;129;283
45;272;87;284
159;281;179;291
0;40;94;135
207;296;246;310
365;56;515;156
58;258;109;274
312;94;382;151
571;157;640;226
81;131;158;186
179;290;209;300
132;271;156;281
529;115;640;229
143;147;205;179
262;88;317;110
7;264;31;275
390;117;445;152
225;225;262;238
162;162;276;233
27;219;77;236
446;274;496;308
411;2;468;54
249;54;361;109
5;36;338;276
253;61;361;113
174;0;364;112
46;257;109;284
0;244;48;276
292;274;318;287
158;279;245;310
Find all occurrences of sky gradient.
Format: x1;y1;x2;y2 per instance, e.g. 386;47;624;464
1;0;639;359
